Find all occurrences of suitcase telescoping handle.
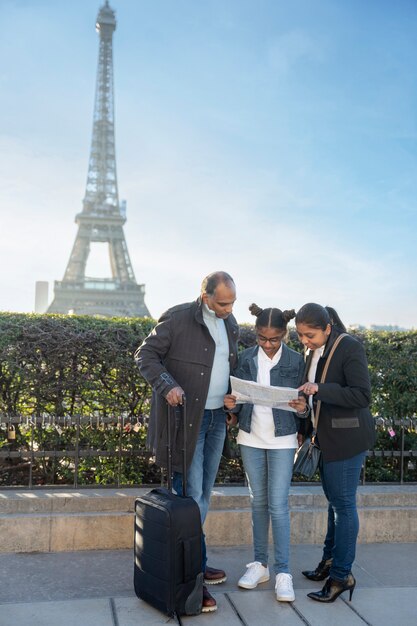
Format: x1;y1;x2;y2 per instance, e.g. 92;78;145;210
166;395;188;495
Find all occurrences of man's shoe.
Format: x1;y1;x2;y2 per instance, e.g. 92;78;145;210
202;585;217;612
302;558;333;581
275;573;295;602
204;566;227;585
238;562;270;589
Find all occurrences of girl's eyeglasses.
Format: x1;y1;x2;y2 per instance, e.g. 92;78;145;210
256;334;283;346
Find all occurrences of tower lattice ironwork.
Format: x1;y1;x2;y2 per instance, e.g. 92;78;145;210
48;1;150;317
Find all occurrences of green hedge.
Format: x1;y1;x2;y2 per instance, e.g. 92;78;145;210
0;313;154;417
0;313;416;486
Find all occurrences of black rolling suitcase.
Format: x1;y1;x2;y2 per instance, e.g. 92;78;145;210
134;398;203;617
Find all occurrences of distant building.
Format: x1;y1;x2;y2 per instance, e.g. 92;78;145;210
349;324;409;332
34;281;49;314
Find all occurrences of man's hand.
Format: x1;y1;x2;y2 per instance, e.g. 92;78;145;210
165;386;185;406
226;412;238;426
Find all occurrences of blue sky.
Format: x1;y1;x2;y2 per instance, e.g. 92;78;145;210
1;0;416;328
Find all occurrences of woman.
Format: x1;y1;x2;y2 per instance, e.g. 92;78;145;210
224;304;308;602
296;303;375;603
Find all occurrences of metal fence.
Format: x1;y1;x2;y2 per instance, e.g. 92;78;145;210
0;415;416;488
0;415;153;489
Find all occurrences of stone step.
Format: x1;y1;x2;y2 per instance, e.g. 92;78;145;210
0;485;416;553
209;485;417;509
2;484;416;514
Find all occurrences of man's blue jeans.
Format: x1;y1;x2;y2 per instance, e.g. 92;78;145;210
240;445;295;575
173;408;226;572
319;451;366;581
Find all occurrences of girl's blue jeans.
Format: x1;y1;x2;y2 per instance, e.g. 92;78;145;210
240;445;295;575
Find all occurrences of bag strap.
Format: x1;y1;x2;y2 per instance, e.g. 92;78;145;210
313;333;349;430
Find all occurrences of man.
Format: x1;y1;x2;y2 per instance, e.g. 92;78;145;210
135;271;238;613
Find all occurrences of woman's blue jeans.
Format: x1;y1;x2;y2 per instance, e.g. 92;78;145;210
319;451;366;581
173;408;226;572
240;445;295;575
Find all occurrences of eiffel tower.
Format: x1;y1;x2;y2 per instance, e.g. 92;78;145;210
48;1;150;318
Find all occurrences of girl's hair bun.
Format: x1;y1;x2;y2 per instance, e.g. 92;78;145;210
249;303;263;317
282;309;296;323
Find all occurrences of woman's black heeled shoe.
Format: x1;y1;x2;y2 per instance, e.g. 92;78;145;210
302;558;333;581
307;574;356;603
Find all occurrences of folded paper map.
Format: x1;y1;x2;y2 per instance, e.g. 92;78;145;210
230;376;299;412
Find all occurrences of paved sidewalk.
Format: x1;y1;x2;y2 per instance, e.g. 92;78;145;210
0;543;416;626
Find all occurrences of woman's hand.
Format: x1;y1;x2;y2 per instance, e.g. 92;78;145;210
224;394;237;410
297;433;305;448
298;382;318;396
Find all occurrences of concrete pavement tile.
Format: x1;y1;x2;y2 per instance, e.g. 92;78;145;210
288;542;413;591
0;550;133;604
206;544;328;593
206;545;262;591
228;590;305;625
287;544;330;590
0;544;416;626
290;544;380;591
0;598;113;626
115;593;242;625
348;587;417;626
114;596;177;625
354;543;417;587
294;594;367;626
207;544;382;594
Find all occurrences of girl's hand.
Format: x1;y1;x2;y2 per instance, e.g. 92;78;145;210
289;396;307;413
298;382;318;396
224;394;237;409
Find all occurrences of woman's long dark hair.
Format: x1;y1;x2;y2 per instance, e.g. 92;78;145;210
295;303;346;333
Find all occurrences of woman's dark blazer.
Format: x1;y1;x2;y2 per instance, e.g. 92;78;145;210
301;329;376;463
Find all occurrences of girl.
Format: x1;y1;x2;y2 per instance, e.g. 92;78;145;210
224;303;308;602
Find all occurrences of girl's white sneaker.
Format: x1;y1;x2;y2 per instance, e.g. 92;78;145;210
275;573;295;601
238;562;270;589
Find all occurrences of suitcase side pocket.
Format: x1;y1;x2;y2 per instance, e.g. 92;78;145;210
183;534;202;583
